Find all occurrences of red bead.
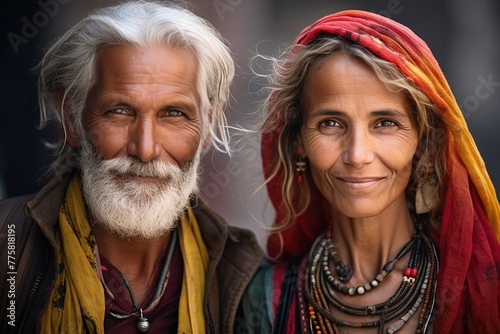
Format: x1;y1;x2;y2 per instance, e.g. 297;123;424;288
325;229;332;238
410;268;418;278
296;174;303;184
404;267;411;277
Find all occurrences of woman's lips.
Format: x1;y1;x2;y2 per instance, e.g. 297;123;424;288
335;176;384;190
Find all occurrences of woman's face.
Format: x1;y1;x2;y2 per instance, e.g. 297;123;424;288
296;53;418;219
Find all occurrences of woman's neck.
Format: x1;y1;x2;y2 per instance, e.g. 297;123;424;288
328;195;415;284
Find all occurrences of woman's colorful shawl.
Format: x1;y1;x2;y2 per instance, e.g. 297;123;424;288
257;9;500;333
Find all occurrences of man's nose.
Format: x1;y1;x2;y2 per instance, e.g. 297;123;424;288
127;118;162;162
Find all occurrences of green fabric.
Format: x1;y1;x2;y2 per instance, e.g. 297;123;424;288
238;261;274;333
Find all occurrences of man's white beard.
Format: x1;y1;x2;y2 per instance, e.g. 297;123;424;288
78;140;200;239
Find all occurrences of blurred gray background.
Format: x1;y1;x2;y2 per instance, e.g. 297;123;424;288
1;0;499;247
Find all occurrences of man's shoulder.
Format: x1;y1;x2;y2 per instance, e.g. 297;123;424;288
0;175;70;234
0;193;35;224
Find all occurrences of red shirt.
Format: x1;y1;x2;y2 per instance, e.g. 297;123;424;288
100;241;183;333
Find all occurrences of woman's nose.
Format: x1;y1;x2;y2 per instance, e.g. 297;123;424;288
342;128;375;168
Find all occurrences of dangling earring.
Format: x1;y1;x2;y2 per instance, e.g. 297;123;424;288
415;175;438;214
295;156;306;184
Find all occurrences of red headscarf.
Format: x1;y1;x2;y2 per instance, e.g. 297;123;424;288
261;10;500;333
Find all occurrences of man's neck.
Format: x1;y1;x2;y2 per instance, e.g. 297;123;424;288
91;223;172;305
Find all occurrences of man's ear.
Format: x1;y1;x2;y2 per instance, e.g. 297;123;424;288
57;91;80;147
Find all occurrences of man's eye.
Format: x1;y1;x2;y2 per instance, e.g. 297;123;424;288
167;110;183;117
110;108;127;115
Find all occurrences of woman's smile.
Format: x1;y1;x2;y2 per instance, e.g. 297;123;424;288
334;175;385;190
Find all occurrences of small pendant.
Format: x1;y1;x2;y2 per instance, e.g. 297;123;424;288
136;309;150;332
137;317;150;332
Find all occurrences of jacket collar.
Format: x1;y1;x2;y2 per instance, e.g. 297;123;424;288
25;172;237;258
25;173;72;248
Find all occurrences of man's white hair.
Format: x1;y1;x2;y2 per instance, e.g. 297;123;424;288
37;0;235;177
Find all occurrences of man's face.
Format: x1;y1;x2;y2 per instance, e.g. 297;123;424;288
83;44;201;168
76;45;203;239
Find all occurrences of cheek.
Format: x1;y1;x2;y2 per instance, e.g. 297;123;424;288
398;156;415;179
159;125;201;165
165;137;198;160
303;136;341;177
303;131;339;158
85;124;129;158
387;139;418;178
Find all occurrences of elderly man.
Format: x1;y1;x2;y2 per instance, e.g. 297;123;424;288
0;2;263;333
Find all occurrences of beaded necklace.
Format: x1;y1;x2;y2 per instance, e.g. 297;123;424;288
303;221;438;333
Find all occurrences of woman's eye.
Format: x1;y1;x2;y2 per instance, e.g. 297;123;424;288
376;120;397;127
319;120;340;128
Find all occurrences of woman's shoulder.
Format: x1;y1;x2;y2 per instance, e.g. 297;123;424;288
236;258;297;333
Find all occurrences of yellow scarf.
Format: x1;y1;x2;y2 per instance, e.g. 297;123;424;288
178;206;209;333
41;176;209;333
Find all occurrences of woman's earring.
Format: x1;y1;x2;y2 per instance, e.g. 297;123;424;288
415;176;438;214
295;156;306;184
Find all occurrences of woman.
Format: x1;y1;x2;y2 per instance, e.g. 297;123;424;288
237;10;500;334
